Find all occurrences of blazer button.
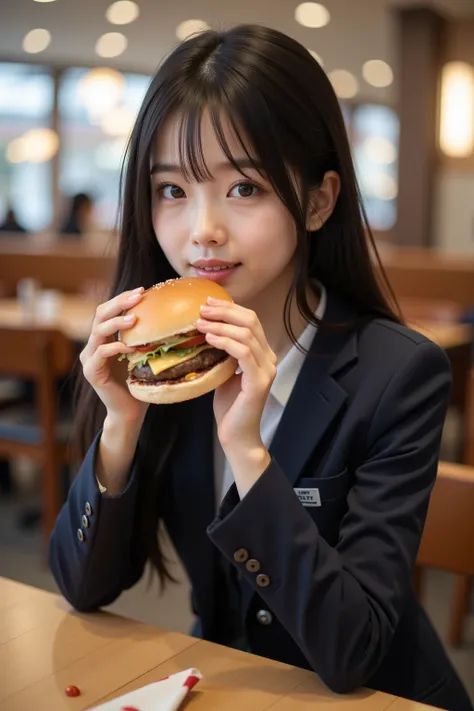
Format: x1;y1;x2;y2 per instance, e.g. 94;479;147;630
256;573;270;588
77;528;85;542
256;609;273;625
81;515;89;529
85;502;93;516
234;548;249;564
246;559;261;573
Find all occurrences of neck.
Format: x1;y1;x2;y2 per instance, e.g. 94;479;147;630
244;269;319;361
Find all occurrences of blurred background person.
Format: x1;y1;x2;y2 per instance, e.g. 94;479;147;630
0;205;27;234
58;192;95;237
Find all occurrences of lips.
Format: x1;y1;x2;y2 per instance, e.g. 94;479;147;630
191;259;240;270
190;260;241;282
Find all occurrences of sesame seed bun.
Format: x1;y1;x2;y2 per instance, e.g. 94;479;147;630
121;277;234;347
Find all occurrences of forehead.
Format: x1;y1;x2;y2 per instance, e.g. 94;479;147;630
152;108;247;163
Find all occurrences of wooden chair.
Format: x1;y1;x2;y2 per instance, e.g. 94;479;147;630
414;461;474;644
400;299;474;645
0;326;75;548
446;369;474;646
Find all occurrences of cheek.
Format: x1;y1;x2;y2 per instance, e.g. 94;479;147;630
152;205;184;254
245;204;297;259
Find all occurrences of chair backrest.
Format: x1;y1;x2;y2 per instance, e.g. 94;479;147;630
417;461;474;576
0;327;74;378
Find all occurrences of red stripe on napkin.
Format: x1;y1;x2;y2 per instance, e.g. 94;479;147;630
183;674;200;690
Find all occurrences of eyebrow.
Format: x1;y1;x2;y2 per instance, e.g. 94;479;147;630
150;158;262;175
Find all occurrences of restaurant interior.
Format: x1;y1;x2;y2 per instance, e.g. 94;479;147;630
1;0;474;708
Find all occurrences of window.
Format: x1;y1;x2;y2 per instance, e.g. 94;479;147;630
0;63;54;231
58;68;151;230
351;104;399;231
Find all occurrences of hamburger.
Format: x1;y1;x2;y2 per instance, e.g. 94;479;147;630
120;277;238;404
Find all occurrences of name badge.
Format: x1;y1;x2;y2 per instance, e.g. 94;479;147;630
294;487;321;507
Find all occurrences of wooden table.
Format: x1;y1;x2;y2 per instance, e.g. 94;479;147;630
0;578;437;711
0;237;115;298
0;296;97;343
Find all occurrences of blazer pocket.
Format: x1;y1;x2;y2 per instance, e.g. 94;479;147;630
295;469;351;545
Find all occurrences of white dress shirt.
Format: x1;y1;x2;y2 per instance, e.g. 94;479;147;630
214;285;327;505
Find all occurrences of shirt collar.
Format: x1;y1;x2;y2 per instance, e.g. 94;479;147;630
270;284;327;408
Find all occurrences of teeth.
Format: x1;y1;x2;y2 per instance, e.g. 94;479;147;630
199;265;236;271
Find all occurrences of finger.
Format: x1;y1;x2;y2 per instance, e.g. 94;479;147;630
82;341;134;385
197;318;266;368
89;296;142;351
200;301;274;360
92;314;138;342
205;333;275;390
93;287;144;328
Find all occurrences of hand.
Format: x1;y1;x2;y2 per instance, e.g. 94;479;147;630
197;298;277;455
79;287;149;424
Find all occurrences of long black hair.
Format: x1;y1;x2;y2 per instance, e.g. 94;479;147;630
73;24;401;588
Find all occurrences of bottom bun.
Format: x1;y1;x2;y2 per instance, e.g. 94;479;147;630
126;356;238;405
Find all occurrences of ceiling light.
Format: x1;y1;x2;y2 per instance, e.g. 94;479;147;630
363;60;393;88
371;173;398;201
6;138;26;164
439;61;474;158
295;3;330;29
176;19;210;41
106;1;139;25
32;0;57;3
7;128;59;163
101;106;136;136
95;32;128;58
327;70;359;99
362;137;397;165
78;68;125;121
22;28;51;54
308;50;323;67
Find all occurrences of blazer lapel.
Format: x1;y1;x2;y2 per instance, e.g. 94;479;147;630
269;291;359;485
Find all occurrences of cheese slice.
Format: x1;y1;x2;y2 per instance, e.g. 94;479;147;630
129;344;212;376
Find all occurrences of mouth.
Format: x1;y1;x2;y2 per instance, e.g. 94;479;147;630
195;264;239;272
190;260;242;282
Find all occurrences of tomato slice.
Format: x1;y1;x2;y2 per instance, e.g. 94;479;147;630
134;335;206;353
134;343;158;353
178;335;207;348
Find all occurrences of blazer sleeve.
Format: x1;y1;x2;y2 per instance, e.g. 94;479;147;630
207;340;452;693
49;432;146;612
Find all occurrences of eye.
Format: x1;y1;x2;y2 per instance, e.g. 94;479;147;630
157;183;186;199
228;182;260;198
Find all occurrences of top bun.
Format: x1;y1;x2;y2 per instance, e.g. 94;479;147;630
121;277;233;347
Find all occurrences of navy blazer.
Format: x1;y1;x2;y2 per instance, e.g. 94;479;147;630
50;292;472;711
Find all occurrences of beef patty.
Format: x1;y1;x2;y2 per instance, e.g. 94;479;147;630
131;347;226;382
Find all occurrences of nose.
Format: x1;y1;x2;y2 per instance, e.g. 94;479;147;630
190;200;228;247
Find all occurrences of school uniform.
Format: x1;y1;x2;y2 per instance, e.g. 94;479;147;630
49;289;473;711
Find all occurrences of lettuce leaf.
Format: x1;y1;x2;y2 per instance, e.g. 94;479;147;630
119;344;199;368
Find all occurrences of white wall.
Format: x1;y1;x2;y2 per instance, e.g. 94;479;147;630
433;170;474;253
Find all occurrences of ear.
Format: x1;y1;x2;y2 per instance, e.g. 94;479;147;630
306;170;341;231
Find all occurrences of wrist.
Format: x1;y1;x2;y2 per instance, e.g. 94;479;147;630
224;442;271;498
104;410;146;437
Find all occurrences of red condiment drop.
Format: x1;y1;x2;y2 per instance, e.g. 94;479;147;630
65;685;80;697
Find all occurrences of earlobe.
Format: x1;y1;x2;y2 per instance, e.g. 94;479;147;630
306;170;341;231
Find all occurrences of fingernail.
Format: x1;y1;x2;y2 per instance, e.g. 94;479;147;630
207;297;219;304
200;304;211;313
123;314;135;321
133;286;144;293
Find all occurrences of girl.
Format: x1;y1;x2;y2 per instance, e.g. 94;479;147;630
50;25;472;711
